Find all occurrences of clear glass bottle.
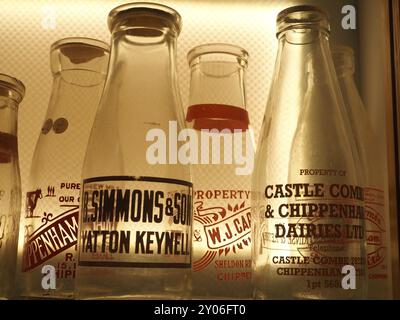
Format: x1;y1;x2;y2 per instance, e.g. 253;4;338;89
332;45;392;299
75;3;192;299
252;6;366;299
18;38;109;299
186;43;254;298
0;74;25;299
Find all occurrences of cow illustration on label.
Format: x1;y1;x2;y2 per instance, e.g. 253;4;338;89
25;189;43;218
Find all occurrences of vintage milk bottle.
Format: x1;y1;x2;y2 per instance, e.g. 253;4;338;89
333;45;392;299
0;74;25;299
252;6;367;299
75;3;192;299
186;43;254;298
18;38;109;298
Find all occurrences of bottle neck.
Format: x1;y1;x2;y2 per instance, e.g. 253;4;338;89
276;28;332;85
266;28;333;129
187;60;248;131
277;28;362;183
188;61;246;107
106;30;178;97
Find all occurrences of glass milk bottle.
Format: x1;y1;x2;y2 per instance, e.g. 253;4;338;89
75;3;192;299
333;45;392;299
186;43;254;299
18;38;109;299
252;6;366;300
0;74;25;299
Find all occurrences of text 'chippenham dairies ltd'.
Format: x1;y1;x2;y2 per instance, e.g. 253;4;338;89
264;182;364;239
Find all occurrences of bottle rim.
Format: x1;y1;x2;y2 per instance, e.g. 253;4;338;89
276;5;330;37
187;43;248;66
0;73;25;104
108;2;182;35
51;37;110;53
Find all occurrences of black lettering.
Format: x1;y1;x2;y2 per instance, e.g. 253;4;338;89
265;185;273;199
174;193;181;225
180;194;187;225
285;184;294;198
102;190;115;222
146;231;154;254
275;185;285;198
120;231;130;253
91;191;99;222
135;231;146;253
165;232;174;254
101;230;108;252
154;191;164;223
174;233;181;255
292;184;303;197
143;190;154;223
279;204;289;217
83;192;89;222
155;232;165;254
130;190;142;222
275;224;286;238
116;189;130;222
84;231;92;252
165;198;173;216
287;224;298;237
109;231;118;253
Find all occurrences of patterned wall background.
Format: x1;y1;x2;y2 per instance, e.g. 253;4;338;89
0;0;372;192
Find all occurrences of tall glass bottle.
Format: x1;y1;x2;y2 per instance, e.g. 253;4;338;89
0;74;25;299
186;43;254;298
252;6;366;299
75;3;192;299
18;38;109;299
332;45;392;299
